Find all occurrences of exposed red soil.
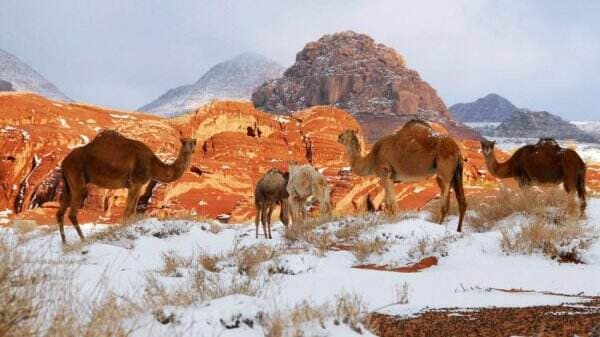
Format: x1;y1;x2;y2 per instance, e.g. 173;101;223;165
354;256;438;273
367;297;600;337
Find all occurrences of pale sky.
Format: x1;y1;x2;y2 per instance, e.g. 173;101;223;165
1;0;599;120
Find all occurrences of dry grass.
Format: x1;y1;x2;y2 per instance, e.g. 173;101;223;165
196;250;222;272
236;243;277;276
407;235;453;261
350;237;388;262
333;291;368;333
160;250;191;277
500;219;591;263
425;187;577;232
334;215;384;242
394;281;410;305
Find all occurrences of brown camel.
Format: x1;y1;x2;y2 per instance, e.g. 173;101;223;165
254;168;290;239
57;130;196;244
338;120;467;232
480;138;587;214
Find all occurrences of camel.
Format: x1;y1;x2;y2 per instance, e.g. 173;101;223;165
254;168;290;239
480;138;587;214
287;162;331;224
338;120;467;232
57;130;196;244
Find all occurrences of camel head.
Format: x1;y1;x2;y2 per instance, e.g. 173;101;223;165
337;129;360;152
480;140;496;156
180;138;197;154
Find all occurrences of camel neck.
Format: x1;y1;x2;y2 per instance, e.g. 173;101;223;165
345;143;372;177
151;147;192;182
484;150;513;178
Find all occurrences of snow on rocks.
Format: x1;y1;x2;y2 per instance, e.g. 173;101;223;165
267;254;319;275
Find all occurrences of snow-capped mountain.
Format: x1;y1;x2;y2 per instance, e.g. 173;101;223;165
0;48;70;101
139;53;284;117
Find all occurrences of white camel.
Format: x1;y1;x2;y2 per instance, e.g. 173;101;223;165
287;161;331;224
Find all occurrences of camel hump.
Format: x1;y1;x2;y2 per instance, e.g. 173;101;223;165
403;119;432;129
95;129;125;141
536;137;560;149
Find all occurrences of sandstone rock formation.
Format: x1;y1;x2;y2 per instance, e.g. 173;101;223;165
139;53;284;117
450;93;517;122
2;92;597;226
252;31;479;141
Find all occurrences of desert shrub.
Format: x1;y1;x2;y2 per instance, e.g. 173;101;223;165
393;281;410;305
159;250;191;277
236;244;276;276
500;219;592;263
334;215;383;242
333;291;368;333
407;234;454;261
350;237;388;262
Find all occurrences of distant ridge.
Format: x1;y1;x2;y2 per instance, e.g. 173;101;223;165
449;93;516;122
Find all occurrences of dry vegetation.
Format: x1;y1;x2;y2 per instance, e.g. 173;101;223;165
425;187;579;232
500;219;592;263
350;237;388;262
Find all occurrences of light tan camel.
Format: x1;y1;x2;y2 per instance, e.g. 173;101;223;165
57;130;196;244
287;162;331;224
338;120;467;232
254;168;290;239
481;138;586;214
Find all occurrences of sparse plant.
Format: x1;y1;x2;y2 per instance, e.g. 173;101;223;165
334;291;368;333
236;243;277;276
500;218;592;263
350;236;387;262
160;250;191;277
394;281;410;305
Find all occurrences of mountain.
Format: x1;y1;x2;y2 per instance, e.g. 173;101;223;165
449;93;517;122
488;109;598;143
0;79;14;91
0;48;70;101
251;31;478;141
138;53;284;116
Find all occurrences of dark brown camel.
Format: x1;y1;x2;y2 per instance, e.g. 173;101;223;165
480;138;587;214
255;168;290;239
338;120;467;232
57;130;196;244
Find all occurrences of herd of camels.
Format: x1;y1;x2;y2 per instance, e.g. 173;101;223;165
56;120;587;245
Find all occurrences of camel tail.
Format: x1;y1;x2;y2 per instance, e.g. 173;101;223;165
451;157;467;232
577;162;587;213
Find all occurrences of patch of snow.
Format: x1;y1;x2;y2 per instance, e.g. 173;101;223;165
57;117;70;128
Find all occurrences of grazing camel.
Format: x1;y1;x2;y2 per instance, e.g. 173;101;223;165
254;168;290;239
480;138;587;214
338;120;467;232
57;130;196;244
287;162;331;224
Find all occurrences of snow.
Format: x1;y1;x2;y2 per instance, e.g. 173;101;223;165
110;113;136;120
57;117;70;128
4;200;600;336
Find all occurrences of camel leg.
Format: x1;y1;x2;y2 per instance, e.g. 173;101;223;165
56;180;70;245
67;186;86;243
280;199;290;227
267;202;275;239
255;201;262;239
261;202;269;239
436;176;451;224
124;184;142;224
380;175;396;215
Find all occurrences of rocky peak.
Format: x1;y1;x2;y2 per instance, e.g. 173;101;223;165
450;93;517;122
0;48;70;101
0;79;14;91
489;109;598;143
251;31;477;141
139;53;284;117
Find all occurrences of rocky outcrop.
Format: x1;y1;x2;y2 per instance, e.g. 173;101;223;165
450;93;517;122
252;31;479;141
487;110;598;143
2;93;597;225
139;53;284;117
0;80;14;91
0;48;70;101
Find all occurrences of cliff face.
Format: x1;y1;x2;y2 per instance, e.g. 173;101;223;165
4;92;597;226
450;93;517;122
252;31;479;141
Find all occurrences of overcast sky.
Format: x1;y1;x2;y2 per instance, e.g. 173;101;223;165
1;0;599;120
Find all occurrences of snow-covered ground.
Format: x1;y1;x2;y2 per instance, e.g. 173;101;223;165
3;199;600;336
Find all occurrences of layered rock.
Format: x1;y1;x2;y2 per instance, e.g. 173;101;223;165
488;110;598;143
139;53;284;117
2;93;597;226
450;93;517;122
252;31;479;141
